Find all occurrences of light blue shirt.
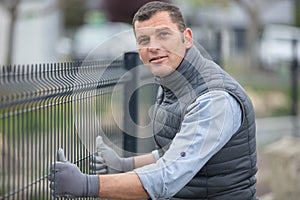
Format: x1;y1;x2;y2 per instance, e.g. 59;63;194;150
135;90;242;200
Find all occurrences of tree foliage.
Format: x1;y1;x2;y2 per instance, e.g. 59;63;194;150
58;0;86;28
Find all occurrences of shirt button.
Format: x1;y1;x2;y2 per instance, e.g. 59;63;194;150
180;152;186;157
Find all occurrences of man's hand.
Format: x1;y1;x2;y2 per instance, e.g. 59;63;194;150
49;148;99;198
90;150;108;174
90;136;134;174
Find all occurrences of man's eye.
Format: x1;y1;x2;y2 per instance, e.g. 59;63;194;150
138;38;149;45
158;31;169;38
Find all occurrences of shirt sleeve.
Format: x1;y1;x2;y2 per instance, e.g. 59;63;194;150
134;90;242;200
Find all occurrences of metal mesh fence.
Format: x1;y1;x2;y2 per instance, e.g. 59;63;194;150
0;53;156;199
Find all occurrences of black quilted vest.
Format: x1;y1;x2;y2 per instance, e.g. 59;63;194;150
152;46;258;200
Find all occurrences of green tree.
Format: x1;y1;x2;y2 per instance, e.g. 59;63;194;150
58;0;86;28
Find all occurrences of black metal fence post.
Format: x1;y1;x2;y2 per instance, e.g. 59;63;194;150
291;38;299;137
123;52;140;156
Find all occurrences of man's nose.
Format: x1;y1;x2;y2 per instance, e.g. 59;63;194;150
147;38;161;51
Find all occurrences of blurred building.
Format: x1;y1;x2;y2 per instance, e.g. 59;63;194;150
0;0;63;65
176;0;294;62
0;0;296;65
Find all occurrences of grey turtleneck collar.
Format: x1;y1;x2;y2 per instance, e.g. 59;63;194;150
155;45;205;98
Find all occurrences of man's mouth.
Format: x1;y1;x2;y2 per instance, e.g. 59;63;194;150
149;56;168;63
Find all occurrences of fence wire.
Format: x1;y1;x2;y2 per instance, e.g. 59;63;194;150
0;58;133;200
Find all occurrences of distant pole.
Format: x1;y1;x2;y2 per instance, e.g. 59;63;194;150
291;39;299;137
215;30;222;67
295;0;300;28
123;52;139;156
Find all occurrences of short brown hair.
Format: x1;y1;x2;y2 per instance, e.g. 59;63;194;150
132;1;186;32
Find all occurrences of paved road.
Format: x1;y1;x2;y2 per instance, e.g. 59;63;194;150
256;116;300;147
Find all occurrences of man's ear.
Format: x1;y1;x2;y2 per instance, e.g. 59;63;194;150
183;28;193;48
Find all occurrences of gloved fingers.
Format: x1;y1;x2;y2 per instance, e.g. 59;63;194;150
47;172;55;181
48;161;69;181
49;176;60;197
96;135;108;151
57;148;67;162
89;162;107;170
50;181;55;190
50;161;65;171
50;188;56;197
48;163;59;182
48;161;82;198
50;187;71;198
96;135;103;148
50;188;67;198
90;168;107;174
91;154;105;163
90;152;108;174
90;155;107;174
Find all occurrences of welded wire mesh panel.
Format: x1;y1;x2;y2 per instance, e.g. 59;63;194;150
0;59;128;200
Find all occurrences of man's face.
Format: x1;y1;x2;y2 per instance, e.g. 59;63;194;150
134;11;192;77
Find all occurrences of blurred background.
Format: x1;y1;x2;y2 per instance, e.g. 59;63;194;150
1;0;300;199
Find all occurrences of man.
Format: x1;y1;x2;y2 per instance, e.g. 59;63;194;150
49;1;258;199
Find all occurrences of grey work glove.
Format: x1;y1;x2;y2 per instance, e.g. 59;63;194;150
49;148;99;198
90;136;134;174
